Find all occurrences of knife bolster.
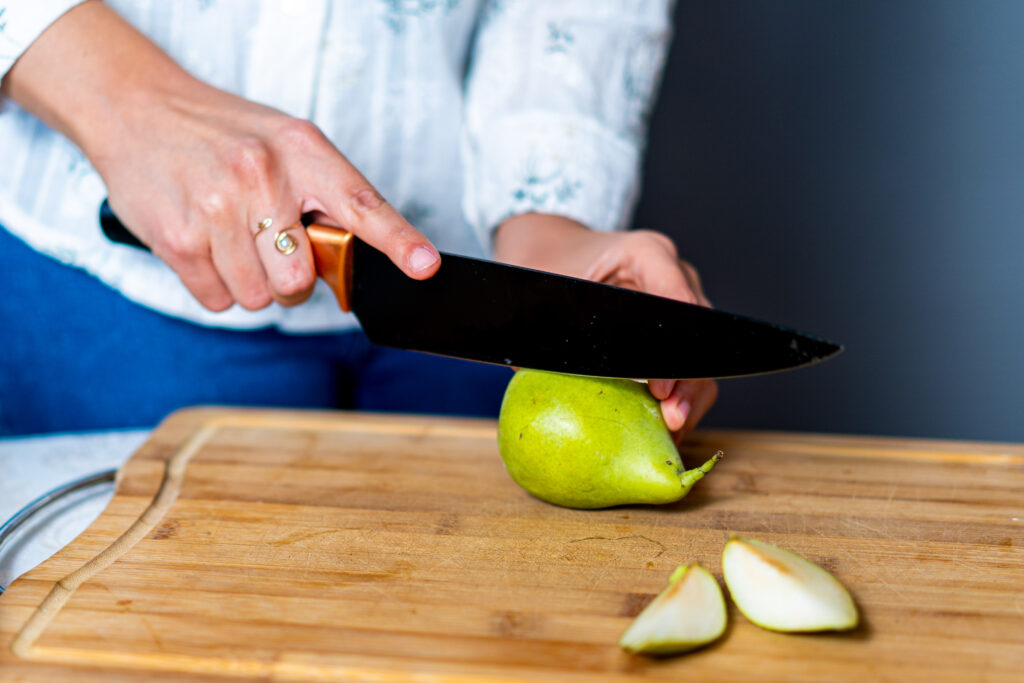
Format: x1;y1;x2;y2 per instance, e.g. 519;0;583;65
306;224;354;312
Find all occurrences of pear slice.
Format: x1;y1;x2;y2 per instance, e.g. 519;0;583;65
722;537;858;632
619;563;727;655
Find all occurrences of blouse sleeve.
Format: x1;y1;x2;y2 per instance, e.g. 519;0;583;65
0;0;87;79
461;0;675;252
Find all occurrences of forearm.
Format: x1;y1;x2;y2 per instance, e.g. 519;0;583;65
494;213;612;278
1;0;202;165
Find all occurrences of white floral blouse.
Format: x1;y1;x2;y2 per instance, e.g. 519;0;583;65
0;0;673;332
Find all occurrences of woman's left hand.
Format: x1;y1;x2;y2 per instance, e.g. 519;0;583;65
495;213;718;442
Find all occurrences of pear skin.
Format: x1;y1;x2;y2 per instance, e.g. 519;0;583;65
497;369;721;509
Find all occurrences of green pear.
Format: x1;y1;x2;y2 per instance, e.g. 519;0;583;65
496;369;721;509
722;537;859;632
619;563;728;655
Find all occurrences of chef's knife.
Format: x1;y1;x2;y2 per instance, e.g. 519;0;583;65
99;201;841;379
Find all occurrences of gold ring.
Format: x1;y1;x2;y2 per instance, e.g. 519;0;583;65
274;230;298;255
254;217;273;238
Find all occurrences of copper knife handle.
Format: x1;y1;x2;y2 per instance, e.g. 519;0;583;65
306;224;355;312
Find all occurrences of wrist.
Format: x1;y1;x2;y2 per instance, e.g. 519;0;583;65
495;213;610;277
79;70;210;172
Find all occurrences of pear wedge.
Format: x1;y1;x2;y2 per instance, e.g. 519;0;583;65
722;537;858;632
619;563;727;655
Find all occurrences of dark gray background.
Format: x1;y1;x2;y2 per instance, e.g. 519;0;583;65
632;1;1024;441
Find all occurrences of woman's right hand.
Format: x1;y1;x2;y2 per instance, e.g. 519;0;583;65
95;87;441;312
2;1;440;312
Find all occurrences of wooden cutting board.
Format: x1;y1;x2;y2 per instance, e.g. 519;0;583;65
1;407;1022;682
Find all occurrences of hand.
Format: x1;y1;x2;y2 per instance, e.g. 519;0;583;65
495;213;718;441
96;88;441;312
2;1;440;312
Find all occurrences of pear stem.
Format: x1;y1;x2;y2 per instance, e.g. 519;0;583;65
679;450;723;491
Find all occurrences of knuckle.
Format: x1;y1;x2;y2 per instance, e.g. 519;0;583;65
196;190;231;219
160;228;206;258
277;118;324;150
632;229;678;257
225;137;273;186
350;186;387;213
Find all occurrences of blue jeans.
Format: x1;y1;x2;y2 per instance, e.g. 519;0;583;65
0;228;512;436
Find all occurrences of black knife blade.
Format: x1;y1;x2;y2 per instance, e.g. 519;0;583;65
100;200;842;379
349;237;841;379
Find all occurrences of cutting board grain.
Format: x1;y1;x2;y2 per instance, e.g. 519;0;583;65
1;407;1022;682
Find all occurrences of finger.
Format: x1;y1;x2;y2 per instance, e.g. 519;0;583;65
208;217;274;311
660;378;716;435
583;241;628;285
648;379;675;400
226;143;317;306
678;258;712;308
172;257;235;312
609;231;701;305
208;137;315;308
151;227;235;312
251;216;318;307
291;126;440;279
687;381;718;430
660;379;701;432
676;380;719;443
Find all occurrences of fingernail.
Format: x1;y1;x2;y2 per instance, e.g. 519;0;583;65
675;400;691;428
409;247;439;273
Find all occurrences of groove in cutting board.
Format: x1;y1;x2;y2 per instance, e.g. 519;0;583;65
10;412;497;659
10;422;216;657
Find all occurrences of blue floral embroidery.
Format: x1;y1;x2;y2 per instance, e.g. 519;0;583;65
553;177;581;203
381;0;460;34
511;166;581;208
0;7;7;33
545;22;574;54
